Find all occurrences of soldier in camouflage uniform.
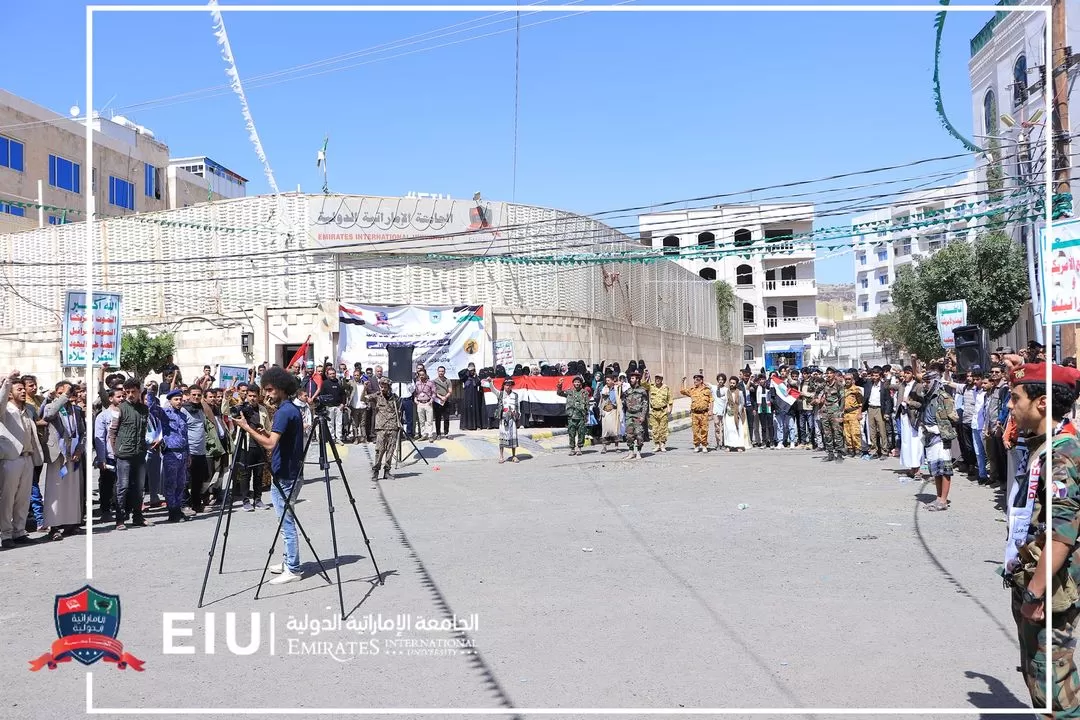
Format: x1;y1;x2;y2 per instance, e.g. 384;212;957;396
557;375;591;456
1004;360;1080;718
817;366;845;463
622;371;649;460
646;373;674;453
364;377;400;481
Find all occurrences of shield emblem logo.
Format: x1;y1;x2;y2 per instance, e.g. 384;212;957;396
54;586;121;665
429;310;442;325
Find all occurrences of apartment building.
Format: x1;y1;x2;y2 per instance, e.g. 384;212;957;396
0;89;246;231
639;203;819;370
851;172;978;319
168;156;248;208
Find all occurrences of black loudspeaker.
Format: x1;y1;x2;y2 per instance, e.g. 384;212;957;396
953;325;990;374
386;345;415;384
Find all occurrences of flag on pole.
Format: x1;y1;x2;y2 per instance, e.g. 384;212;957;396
286;336;311;372
316;137;328;168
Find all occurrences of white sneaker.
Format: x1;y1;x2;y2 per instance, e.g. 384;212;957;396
269;563;284;575
269;568;302;585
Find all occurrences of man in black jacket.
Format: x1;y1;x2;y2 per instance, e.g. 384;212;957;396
862;366;893;459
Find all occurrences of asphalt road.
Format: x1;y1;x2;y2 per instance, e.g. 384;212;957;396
3;427;1034;719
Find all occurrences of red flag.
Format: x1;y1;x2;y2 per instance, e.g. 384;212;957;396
287;336;311;372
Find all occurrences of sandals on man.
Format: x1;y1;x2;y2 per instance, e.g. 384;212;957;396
925;500;948;512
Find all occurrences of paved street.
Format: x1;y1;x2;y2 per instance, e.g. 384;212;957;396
5;424;1032;718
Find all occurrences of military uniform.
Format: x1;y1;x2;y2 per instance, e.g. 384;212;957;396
842;384;864;456
647;382;673;451
1007;408;1080;713
819;374;845;461
623;384;649;456
682;383;713;450
365;387;400;479
557;382;591;453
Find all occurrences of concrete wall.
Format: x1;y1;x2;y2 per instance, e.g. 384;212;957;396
492;308;742;379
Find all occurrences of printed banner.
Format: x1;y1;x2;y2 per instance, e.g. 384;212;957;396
483;375;577;417
1048;219;1080;324
936;300;967;349
218;365;250;389
493;339;515;369
62;291;122;367
310;195;507;254
338;303;488;373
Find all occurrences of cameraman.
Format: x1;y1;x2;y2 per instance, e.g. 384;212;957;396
234;367;306;585
229;385;271;511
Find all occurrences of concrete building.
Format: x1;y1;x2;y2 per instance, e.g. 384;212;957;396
0;89;246;232
0;193;741;381
639;203;818;371
168;156;248;208
850;172;979;319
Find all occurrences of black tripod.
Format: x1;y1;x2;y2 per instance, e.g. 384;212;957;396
253;408;384;618
394;382;429;467
198;426;330;608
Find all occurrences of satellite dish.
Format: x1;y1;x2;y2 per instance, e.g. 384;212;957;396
69;105;80;118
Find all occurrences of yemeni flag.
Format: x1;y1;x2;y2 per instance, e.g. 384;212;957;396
769;374;798;409
286;336;311;372
316;136;328;168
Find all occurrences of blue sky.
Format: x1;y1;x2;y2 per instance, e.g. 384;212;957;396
1;0;992;283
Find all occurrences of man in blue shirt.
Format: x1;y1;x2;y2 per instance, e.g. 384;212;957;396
156;389;191;523
235;367;305;585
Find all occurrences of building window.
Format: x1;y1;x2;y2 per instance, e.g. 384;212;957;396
1013;54;1028;108
861;302;869;313
697;232;715;247
860;277;869;289
735;264;754;286
0;136;24;172
984;89;997;135
0;202;25;217
780;266;796;282
898;238;912;256
782;300;798;319
877;248;888;262
857;252;866;265
662;236;680;256
743;345;754;362
144;163;159;199
743;303;755;323
733;228;752;247
109;176;135;211
764;228;792;244
47;214;65;225
878;274;888;286
698;267;716;281
48;155;81;194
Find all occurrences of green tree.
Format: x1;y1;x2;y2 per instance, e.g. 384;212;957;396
870;310;906;361
119;329;176;382
714;280;736;342
889;230;1029;359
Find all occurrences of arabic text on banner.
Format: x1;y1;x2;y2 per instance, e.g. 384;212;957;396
935;300;967;350
337;304;488;374
62;291;122;367
1048;219;1080;324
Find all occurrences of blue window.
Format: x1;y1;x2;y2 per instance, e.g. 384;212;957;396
48;214;66;225
48;155;81;193
877;248;888;261
144;163;157;198
0;202;25;217
0;136;24;172
109;176;135;211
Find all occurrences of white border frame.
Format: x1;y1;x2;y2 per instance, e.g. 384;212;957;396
83;3;1054;716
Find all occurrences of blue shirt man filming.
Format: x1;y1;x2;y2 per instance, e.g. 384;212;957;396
234;366;306;585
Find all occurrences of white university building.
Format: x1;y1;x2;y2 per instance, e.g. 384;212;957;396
639;203;819;371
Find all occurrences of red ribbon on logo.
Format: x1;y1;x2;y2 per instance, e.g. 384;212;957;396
29;634;144;672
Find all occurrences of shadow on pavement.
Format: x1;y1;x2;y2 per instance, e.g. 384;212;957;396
963;669;1032;718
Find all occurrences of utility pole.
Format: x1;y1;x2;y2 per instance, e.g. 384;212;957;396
1053;0;1072;197
1052;0;1073;358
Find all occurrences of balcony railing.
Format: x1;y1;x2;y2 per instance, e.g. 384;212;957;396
764;315;818;332
763;278;816;293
